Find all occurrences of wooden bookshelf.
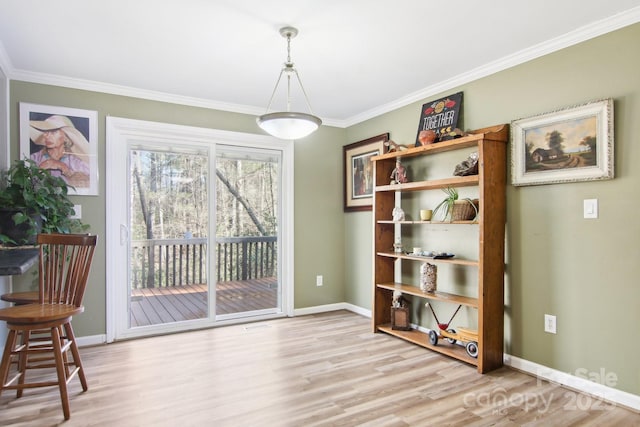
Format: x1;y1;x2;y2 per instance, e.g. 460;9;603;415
371;124;508;373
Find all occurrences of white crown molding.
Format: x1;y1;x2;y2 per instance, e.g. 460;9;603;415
3;7;639;129
6;67;344;128
9;68;266;114
343;6;640;127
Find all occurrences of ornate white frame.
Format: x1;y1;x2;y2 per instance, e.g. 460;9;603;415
511;98;613;186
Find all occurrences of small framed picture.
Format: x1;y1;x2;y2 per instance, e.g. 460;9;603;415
343;133;389;212
391;307;411;331
511;98;614;186
20;103;98;195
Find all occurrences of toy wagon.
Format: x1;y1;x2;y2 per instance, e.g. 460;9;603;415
425;302;479;358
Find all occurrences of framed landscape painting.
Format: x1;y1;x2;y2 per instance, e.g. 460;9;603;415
511;98;613;186
343;133;389;212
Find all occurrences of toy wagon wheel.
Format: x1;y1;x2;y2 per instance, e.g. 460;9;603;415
428;330;438;346
466;341;479;358
446;329;457;344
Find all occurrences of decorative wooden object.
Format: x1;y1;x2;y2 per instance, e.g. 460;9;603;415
391;307;411;331
371;124;508;374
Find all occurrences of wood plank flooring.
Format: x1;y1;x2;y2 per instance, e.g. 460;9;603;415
1;311;639;426
130;278;277;327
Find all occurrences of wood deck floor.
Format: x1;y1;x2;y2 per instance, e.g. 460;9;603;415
130;277;277;327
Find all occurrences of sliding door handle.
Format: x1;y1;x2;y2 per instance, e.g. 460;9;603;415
120;224;129;245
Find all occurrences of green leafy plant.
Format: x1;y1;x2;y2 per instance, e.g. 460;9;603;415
0;159;88;245
432;187;478;221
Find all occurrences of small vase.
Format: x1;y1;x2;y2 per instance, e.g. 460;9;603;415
420;262;437;292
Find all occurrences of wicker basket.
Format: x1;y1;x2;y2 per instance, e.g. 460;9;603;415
451;199;479;221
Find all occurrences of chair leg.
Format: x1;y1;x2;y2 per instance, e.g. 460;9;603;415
0;329;18;398
58;325;71;378
51;326;71;420
16;329;31;398
64;322;88;391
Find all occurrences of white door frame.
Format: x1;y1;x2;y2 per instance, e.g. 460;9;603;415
105;117;294;342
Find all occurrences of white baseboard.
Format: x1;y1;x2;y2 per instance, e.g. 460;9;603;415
504;354;640;412
77;334;106;347
293;302;371;318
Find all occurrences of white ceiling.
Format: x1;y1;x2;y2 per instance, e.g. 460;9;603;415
1;1;639;127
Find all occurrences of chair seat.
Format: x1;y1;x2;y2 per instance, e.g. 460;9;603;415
0;291;39;305
0;304;83;325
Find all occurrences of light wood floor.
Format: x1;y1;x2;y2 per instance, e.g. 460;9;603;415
1;311;639;426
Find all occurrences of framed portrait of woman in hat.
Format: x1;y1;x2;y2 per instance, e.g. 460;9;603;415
19;103;98;196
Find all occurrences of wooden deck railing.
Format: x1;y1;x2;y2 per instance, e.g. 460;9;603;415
130;236;277;289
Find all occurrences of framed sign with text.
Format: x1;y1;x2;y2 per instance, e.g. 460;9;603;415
415;92;463;145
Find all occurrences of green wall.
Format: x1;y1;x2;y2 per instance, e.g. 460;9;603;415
7;21;640;397
345;23;640;395
8;82;346;336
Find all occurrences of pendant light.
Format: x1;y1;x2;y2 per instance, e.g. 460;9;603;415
257;27;322;140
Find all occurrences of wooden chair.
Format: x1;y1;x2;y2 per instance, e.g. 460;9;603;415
0;233;97;420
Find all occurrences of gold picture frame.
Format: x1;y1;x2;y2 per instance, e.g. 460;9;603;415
343;133;388;212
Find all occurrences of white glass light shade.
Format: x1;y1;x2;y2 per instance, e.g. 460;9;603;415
256;112;322;140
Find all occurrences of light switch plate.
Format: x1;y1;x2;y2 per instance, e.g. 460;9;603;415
70;204;82;219
583;199;598;219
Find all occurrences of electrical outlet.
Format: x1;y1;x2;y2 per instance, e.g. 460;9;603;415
544;314;557;334
316;275;323;287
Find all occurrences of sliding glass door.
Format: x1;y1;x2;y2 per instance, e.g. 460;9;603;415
106;118;293;342
128;147;210;328
215;146;281;320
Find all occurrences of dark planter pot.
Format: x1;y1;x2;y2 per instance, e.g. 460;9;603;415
0;208;43;246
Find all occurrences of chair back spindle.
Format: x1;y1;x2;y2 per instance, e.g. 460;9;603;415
38;234;97;307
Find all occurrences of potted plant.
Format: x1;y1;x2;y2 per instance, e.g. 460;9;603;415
0;159;87;246
432;187;479;222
